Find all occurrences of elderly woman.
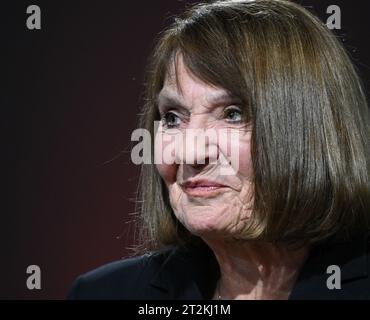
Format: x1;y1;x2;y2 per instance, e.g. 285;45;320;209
69;0;370;299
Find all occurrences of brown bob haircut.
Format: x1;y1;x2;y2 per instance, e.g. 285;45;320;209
135;0;370;252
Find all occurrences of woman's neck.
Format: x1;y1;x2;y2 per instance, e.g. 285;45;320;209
203;238;309;300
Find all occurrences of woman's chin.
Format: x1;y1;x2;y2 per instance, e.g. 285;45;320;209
176;206;251;238
181;217;230;238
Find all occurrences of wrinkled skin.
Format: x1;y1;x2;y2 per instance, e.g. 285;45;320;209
155;54;254;240
154;54;308;300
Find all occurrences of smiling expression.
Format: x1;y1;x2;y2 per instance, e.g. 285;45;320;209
155;55;254;240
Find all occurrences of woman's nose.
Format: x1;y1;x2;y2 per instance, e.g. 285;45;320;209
174;128;220;168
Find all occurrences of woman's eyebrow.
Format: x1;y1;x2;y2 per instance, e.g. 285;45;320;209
156;93;189;112
157;91;242;112
209;92;243;106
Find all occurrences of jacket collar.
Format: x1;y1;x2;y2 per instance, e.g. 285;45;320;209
149;242;219;299
323;234;368;281
150;233;369;299
288;233;369;299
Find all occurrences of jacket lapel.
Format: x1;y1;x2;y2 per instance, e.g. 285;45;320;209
289;234;369;299
148;233;369;299
149;243;219;299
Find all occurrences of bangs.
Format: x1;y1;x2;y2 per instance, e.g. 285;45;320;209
155;10;254;123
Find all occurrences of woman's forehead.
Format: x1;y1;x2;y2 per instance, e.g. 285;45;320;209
161;56;234;103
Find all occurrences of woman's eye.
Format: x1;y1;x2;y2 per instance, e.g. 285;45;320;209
161;111;181;128
224;106;242;123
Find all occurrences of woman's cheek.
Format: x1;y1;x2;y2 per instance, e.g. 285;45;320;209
155;133;179;184
156;162;177;184
238;141;253;179
218;129;252;178
229;130;252;178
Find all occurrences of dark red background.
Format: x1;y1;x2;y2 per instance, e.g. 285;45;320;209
3;0;370;299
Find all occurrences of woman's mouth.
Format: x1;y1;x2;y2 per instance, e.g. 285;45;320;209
181;179;229;197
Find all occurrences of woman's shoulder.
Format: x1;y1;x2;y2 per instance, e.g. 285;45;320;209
67;246;179;300
67;243;216;300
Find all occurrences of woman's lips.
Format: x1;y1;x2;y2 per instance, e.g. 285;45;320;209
180;180;229;197
184;185;229;197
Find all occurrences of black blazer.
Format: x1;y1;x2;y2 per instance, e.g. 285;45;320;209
68;234;370;300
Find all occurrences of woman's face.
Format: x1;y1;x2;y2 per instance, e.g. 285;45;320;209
155;56;254;239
